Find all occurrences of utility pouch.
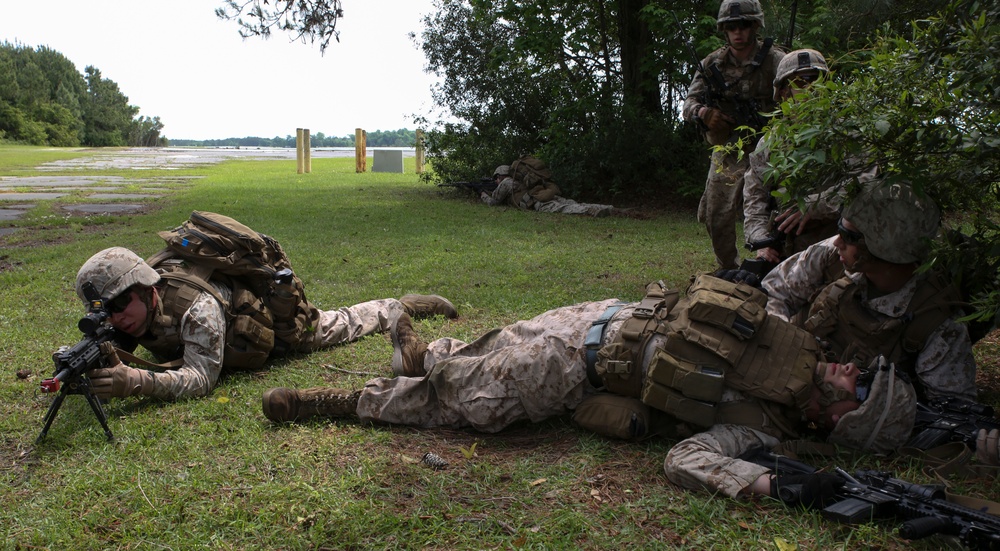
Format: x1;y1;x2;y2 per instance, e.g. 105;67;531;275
595;342;644;398
232;315;275;352
572;394;652;440
232;287;274;328
641;383;716;428
686;277;767;340
646;349;725;403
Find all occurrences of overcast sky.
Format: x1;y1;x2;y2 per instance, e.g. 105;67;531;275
1;0;442;140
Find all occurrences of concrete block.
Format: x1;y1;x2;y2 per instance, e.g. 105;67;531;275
372;149;404;173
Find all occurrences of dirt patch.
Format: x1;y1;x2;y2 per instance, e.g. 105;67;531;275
0;255;20;273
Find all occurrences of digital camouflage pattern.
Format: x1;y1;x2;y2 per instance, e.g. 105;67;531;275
763;237;977;401
131;291;405;400
716;0;766;30
664;423;779;498
76;247;160;302
481;176;612;216
682;41;784;269
842;181;941;264
357;299;624;431
828;359;917;454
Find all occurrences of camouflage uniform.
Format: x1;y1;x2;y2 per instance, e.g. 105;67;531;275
742;143;876;250
762;236;977;401
356;299;624;431
664;423;778;498
137;289;405;400
482;176;612;217
683;41;784;269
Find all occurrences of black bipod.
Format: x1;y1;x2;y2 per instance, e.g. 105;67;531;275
36;374;114;444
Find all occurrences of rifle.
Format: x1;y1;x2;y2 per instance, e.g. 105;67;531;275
907;397;1000;451
36;282;118;443
743;448;1000;550
438;177;497;196
672;12;770;135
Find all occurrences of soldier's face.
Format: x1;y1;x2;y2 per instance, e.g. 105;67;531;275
818;362;860;395
834;218;864;269
724;21;754;51
109;289;150;336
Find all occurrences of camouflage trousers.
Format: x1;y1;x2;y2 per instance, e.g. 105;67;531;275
311;298;405;349
356;299;622;432
698;148;749;270
535;197;612;217
663;423;779;498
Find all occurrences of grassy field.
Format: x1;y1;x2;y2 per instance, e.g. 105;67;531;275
1;146;998;550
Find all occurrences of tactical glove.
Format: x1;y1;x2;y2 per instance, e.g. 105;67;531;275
977;428;1000;465
771;473;845;509
712;268;762;288
88;342;154;400
700;107;735;133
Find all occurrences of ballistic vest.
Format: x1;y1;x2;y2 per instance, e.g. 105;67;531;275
802;272;962;397
593;275;820;438
137;260;277;371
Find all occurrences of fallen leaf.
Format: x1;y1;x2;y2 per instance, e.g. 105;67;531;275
216;396;229;404
530;478;547;486
774;537;797;551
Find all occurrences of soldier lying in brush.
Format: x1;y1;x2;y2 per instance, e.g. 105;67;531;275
71;212;459;401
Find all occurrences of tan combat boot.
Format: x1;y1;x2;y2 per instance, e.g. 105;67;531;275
261;387;362;423
391;312;428;377
399;294;459;319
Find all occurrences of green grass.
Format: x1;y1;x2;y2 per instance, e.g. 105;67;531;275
2;146;998;550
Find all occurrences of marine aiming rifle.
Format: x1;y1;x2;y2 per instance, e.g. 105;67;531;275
907;397;1000;451
672;12;770;135
438;177;497;196
743;448;1000;550
36;282;118;443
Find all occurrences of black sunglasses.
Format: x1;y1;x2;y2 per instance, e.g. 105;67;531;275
837;218;864;244
106;290;134;314
723;20;753;32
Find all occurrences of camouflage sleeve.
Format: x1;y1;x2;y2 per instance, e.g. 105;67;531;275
762;236;842;321
482;177;514;206
663;424;779;499
147;292;226;400
682;53;718;123
743;143;773;244
916;318;978;401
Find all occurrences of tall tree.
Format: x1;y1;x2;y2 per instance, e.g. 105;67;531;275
82;66;138;147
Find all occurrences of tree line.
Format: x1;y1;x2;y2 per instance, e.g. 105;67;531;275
169;128;418;148
0;41;164;147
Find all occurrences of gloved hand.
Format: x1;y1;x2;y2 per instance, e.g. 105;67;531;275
700;107;735;133
771;473;845;509
712;268;762;288
977;428;1000;465
88;342;154;400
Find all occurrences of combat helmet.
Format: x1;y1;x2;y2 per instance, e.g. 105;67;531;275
717;0;765;30
493;165;511;178
773;49;828;100
75;247;160;304
841;179;941;264
827;356;917;454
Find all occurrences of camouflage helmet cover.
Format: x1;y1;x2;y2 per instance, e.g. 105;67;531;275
717;0;765;30
827;358;917;454
773;49;828;100
493;165;511;178
75;247;160;304
841;180;941;264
